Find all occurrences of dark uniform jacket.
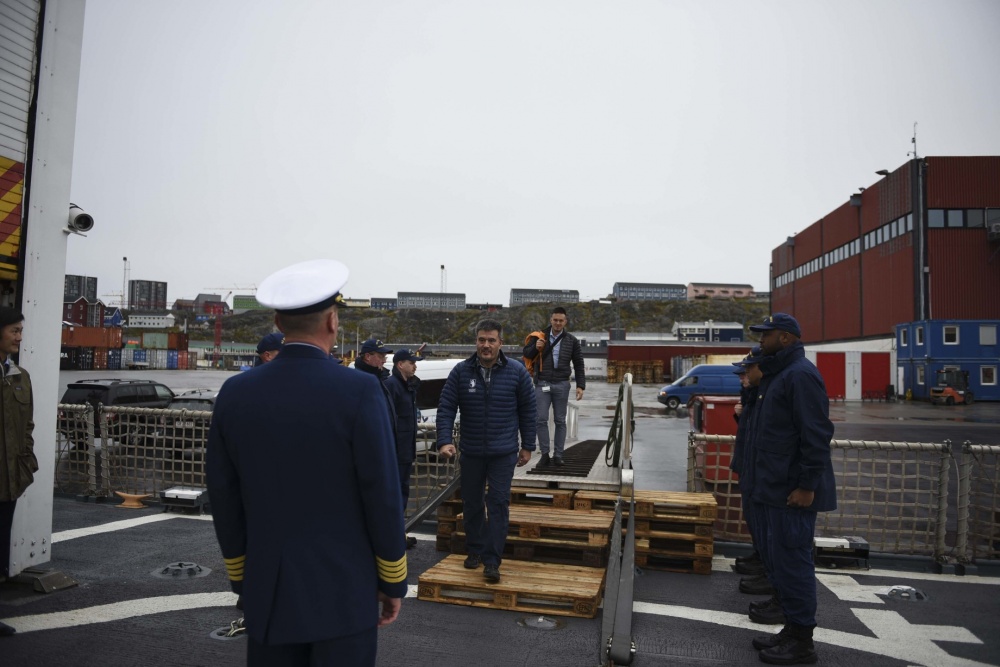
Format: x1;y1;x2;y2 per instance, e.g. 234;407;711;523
0;362;36;502
385;366;419;465
436;350;536;457
207;343;406;645
729;384;756;478
522;328;586;388
747;342;837;512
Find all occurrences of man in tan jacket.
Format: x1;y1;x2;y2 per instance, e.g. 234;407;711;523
0;307;36;637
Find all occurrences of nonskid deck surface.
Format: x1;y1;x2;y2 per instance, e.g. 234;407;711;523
0;496;998;667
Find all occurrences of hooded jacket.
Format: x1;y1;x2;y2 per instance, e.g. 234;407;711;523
747;341;837;512
522;327;586;387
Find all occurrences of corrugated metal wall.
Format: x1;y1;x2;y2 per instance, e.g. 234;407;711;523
927;229;1000;319
822;201;857;248
823;258;862;340
926;156;1000;208
862;241;915;336
0;0;41;163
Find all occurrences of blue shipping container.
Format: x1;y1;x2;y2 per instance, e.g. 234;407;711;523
167;350;179;370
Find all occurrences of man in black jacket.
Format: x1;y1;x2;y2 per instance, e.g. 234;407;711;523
385;348;422;549
522;307;586;467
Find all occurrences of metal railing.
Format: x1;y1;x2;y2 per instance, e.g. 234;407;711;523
55;405;461;521
687;432;1000;564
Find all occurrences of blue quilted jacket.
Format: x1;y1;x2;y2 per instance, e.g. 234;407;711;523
435;350;536;457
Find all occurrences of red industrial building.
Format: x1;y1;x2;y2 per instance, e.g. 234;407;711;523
769;155;1000;400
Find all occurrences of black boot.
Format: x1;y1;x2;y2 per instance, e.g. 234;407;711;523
749;594;779;613
758;624;817;665
735;558;767;575
748;596;785;625
740;573;777;595
736;550;761;566
752;624;790;650
0;620;15;637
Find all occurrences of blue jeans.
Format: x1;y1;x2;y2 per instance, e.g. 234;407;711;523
535;380;570;457
459;451;518;567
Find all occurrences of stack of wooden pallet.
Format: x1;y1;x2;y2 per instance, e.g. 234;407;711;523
574;489;717;574
419;486;717;618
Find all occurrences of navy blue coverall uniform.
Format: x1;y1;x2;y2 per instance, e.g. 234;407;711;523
744;341;835;629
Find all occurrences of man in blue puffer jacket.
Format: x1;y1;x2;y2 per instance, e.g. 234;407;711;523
437;319;536;584
745;313;835;666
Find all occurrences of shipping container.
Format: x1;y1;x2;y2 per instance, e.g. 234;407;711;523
61;326;122;349
133;349;148;363
167;350;179;370
60;347;78;370
142;332;169;349
706;354;745;365
77;348;94;371
108;348;122;371
93;348;108;370
167;333;189;351
177;350;189;370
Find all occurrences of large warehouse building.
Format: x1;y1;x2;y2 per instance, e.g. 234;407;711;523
770;155;1000;401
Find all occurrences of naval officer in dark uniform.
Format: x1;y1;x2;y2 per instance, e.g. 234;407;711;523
207;259;407;667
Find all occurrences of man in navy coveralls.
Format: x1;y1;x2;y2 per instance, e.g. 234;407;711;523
208;259;406;667
745;313;835;665
436;319;536;583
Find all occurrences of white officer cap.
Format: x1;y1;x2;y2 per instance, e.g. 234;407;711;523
256;259;349;315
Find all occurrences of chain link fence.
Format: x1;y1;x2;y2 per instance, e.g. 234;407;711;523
687;432;999;564
55;405;460;521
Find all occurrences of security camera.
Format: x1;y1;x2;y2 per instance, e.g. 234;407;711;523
67;204;94;234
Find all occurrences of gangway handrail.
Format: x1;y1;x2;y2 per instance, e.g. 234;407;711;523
599;373;636;666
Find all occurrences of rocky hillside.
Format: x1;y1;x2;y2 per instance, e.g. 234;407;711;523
189;299;772;346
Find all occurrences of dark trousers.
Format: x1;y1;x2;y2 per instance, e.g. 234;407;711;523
0;500;15;577
757;503;818;627
459;450;517;567
397;461;412;514
247;626;376;667
740;489;757;552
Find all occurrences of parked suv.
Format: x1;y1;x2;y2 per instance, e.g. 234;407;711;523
59;379;175;442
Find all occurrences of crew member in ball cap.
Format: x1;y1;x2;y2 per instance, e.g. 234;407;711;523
357;338;392;381
743;313;835;665
254;332;284;367
207;259;406;666
384;347;423;549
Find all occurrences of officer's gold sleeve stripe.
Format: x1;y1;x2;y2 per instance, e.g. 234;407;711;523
224;555;246;580
376;555;407;583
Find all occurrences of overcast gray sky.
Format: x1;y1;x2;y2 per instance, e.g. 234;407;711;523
66;0;1000;307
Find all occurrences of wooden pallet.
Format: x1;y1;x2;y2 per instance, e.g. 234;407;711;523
634;534;714;558
574;490;716;522
634;552;713;575
436;499;465;519
450;532;610;568
437;519;457;536
418;554;605;618
632;518;714;539
510;486;576;509
436;535;452;552
457;506;614;547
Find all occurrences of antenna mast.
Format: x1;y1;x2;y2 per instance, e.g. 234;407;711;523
909;122;919;159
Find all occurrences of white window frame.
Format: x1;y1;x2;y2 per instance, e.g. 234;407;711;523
917;366;925;385
943;325;959;345
900;329;908;347
916;326;924;345
982;366;997;386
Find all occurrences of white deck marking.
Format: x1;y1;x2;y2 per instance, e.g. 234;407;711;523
3;592;238;634
52;513;211;543
714;557;1000;586
633;602;991;667
817;573;890;603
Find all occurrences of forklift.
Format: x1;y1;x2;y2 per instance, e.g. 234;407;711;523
929;369;975;405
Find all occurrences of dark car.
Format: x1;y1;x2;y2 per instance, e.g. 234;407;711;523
59;379;175;443
153;390;216;456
